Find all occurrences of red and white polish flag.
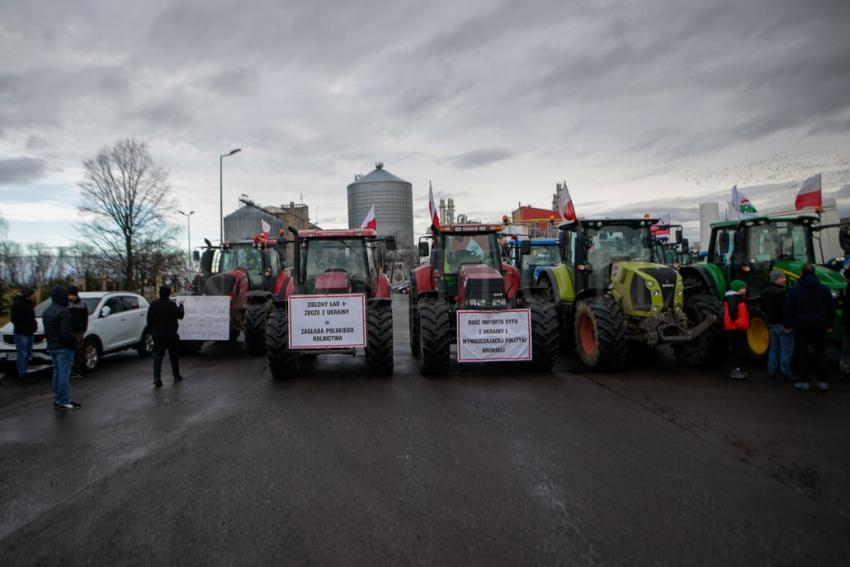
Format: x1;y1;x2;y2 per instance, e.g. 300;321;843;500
428;181;441;229
794;174;822;210
360;204;377;230
558;183;577;223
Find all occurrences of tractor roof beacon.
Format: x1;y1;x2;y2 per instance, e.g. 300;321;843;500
681;213;844;361
536;218;722;370
408;223;559;375
195;233;288;353
265;227;396;378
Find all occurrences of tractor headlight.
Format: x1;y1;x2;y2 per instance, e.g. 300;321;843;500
467;298;489;308
652;289;660;296
831;289;841;299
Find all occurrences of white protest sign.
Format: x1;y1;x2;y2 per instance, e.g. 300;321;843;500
456;309;532;362
288;294;366;349
177;295;231;341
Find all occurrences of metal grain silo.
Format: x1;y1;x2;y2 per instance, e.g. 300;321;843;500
224;204;284;241
347;163;414;258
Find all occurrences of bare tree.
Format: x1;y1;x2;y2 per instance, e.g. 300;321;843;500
78;139;175;290
0;240;23;285
28;243;54;289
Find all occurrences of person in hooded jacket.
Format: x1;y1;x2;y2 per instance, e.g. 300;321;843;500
146;285;185;388
841;267;850;379
784;264;835;392
67;285;89;380
42;286;81;409
10;287;37;382
723;279;750;380
760;271;793;380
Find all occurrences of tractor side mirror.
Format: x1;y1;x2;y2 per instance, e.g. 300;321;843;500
385;236;397;251
100;306;112;318
519;240;531;256
192;250;200;262
675;229;683;244
418;241;430;257
200;249;215;274
681;238;689;252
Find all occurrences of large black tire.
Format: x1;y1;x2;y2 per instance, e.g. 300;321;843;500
538;274;573;352
674;293;724;367
417;297;451;375
409;286;420;357
266;307;299;379
529;299;559;371
366;302;394;375
244;302;269;356
573;296;627;370
136;329;154;357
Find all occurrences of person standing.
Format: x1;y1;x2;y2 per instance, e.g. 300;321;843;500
146;285;185;388
760;271;793;380
10;287;37;383
67;286;89;380
784;264;835;392
42;286;81;409
723;280;750;380
840;267;850;380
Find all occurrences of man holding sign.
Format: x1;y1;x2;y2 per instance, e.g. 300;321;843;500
147;286;185;388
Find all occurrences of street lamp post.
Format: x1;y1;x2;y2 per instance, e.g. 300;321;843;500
220;148;242;243
178;210;195;264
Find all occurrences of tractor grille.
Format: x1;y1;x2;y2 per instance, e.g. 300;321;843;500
630;277;652;311
640;267;678;311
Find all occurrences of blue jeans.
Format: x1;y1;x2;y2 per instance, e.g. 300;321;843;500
50;348;74;405
767;324;793;377
14;334;33;377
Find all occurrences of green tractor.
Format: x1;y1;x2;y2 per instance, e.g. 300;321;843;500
683;214;845;359
537;218;721;369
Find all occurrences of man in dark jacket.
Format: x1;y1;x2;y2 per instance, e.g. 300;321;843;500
42;286;81;409
10;287;37;382
67;286;89;380
784;264;835;392
146;285;185;388
760;271;792;380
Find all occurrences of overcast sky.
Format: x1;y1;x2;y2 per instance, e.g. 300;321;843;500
1;0;849;248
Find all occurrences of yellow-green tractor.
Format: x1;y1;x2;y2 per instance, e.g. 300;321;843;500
536;218;721;370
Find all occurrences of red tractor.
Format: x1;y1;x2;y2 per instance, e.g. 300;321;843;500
265;228;396;378
195;233;287;354
409;223;559;374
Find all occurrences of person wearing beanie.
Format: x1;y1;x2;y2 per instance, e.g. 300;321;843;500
10;287;37;382
42;286;81;409
67;285;89;380
841;267;850;379
146;285;185;388
723;279;750;380
784;264;835;392
760;270;792;380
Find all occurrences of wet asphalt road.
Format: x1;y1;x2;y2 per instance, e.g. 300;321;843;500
1;297;849;566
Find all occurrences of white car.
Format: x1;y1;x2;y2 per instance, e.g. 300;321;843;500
0;291;154;373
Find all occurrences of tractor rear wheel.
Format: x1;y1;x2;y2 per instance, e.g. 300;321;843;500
266;307;299;379
366;301;394;375
244;302;269;356
409;289;420;357
417;297;450;375
530;299;559;371
674;293;724;367
574;296;627;370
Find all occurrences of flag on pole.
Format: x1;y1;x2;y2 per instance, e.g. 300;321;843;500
731;185;758;219
557;183;577;223
261;219;271;234
360;204;377;230
428;181;441;229
652;213;671;239
795;174;822;210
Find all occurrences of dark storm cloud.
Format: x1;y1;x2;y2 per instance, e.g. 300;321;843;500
0;156;48;185
449;148;513;169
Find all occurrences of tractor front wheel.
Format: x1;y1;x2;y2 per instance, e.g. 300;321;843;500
574;296;627;370
408;288;420;357
366;301;394;375
417;297;450;375
529;299;559;371
244;302;269;356
674;293;724;367
266;307;299;379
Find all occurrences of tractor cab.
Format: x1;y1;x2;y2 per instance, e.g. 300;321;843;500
651;224;690;268
197;233;285;293
507;238;559;288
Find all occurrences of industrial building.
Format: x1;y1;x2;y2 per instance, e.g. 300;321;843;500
347;163;415;278
223;204;284;242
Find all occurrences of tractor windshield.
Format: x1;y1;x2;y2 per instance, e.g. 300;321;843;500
527;244;559;266
303;239;369;281
585;225;653;268
439;233;501;274
747;221;813;263
216;247;265;287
